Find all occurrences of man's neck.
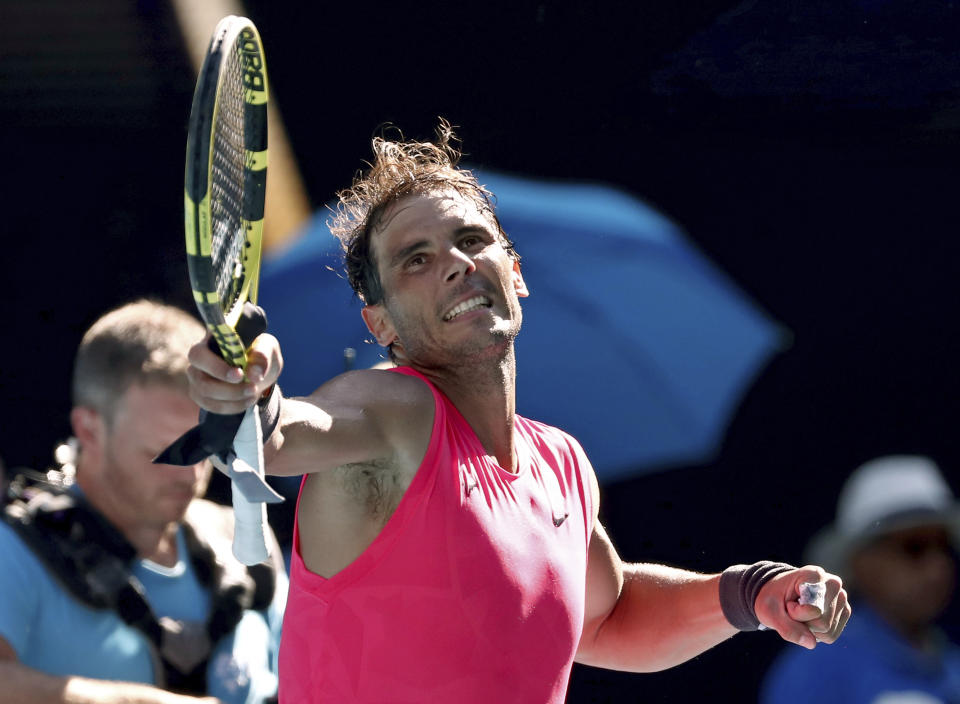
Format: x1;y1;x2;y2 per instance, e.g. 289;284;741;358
414;347;519;472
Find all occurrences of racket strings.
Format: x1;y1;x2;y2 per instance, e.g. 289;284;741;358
209;36;249;311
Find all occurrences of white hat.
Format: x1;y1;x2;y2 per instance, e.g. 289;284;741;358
806;455;960;577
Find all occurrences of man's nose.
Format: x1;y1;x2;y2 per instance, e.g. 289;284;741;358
442;246;477;283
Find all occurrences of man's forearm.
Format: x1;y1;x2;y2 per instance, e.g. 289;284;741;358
576;564;737;673
0;660;220;704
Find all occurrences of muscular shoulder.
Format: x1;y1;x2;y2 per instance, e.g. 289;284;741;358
315;369;434;451
312;368;433;413
268;368;434;477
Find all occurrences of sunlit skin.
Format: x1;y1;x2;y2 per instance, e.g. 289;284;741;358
71;383;211;566
358;189;530;474
361;189;529;389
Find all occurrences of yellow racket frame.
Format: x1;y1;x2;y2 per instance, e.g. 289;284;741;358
184;15;268;369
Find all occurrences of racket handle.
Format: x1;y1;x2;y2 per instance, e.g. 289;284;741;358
206;303;268;360
231;406;270;565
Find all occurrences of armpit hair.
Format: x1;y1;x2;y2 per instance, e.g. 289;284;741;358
335;458;404;525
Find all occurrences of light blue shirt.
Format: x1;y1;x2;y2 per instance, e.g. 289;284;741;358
0;519;287;703
761;603;960;704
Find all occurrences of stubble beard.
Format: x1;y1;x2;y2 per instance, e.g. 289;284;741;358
390;301;523;384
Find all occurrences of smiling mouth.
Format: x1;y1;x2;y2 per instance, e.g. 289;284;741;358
443;296;492;321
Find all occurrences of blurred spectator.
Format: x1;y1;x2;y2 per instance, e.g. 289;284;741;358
761;455;960;703
0;300;287;704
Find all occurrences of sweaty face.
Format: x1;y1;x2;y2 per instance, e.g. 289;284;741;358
362;190;528;366
100;384;211;528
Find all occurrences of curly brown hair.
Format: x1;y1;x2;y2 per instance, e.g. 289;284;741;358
328;120;518;304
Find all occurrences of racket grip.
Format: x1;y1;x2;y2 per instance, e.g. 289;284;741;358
206;303;268;356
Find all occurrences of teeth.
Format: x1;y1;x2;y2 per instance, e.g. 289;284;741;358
444;296;490;321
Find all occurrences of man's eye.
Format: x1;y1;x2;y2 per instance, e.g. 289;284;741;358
406;254;426;267
460;235;482;249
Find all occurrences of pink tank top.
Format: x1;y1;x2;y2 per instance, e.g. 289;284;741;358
278;367;594;703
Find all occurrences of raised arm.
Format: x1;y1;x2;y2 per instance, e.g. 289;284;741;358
575;472;850;672
185;333;433;477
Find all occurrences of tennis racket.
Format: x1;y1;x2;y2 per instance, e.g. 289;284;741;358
157;15;281;566
185;14;267;362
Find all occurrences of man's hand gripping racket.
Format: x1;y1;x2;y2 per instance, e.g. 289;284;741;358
154;15;282;566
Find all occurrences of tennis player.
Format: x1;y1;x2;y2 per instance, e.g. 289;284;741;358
187;124;851;703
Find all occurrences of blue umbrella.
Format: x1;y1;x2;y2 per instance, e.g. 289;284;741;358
259;170;787;483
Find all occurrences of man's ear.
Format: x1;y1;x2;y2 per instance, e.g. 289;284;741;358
512;260;529;298
361;303;399;348
70;406;106;462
